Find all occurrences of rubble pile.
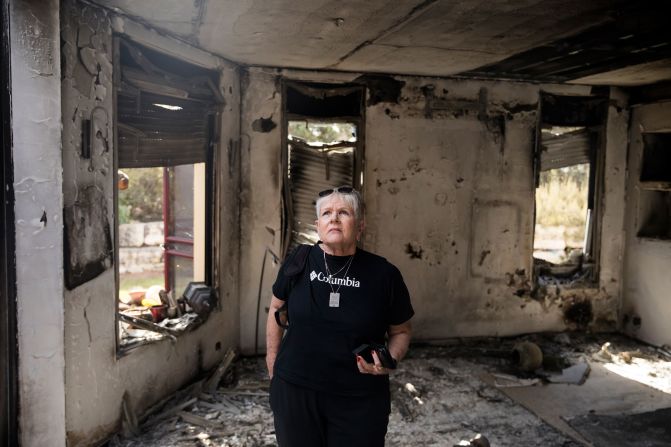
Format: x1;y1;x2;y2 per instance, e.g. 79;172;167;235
110;353;275;447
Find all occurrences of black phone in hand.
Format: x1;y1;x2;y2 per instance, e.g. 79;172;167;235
353;343;397;369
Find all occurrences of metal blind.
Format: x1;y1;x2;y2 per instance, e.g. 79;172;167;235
288;140;354;246
540;129;591;171
118;92;210;168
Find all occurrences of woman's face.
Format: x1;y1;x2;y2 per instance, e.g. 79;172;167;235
316;195;361;252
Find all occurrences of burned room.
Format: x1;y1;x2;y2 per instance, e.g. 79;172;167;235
2;0;671;446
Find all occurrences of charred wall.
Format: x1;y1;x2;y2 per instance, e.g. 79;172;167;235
239;68;628;353
60;2;242;445
238;69;283;355
61;1;114;290
358;77;620;339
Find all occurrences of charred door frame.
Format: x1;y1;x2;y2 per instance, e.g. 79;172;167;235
1;0;18;443
280;80;366;257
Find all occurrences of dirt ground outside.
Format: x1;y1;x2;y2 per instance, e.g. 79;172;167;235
109;332;671;447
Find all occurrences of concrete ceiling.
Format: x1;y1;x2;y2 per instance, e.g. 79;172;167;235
94;0;671;86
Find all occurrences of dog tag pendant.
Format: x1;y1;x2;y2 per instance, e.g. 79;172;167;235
329;292;340;307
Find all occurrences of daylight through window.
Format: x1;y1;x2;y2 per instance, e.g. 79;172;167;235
115;39;218;350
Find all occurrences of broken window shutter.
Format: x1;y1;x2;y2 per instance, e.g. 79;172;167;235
118;92;211;168
287;140;354;247
539;129;591;171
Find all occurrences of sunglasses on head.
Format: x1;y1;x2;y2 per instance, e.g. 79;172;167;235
318;186;355;197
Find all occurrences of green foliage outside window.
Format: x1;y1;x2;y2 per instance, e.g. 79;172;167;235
535;162;589;247
118;167;164;224
288;121;356;144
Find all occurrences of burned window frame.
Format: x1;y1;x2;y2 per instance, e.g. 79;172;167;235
532;92;608;286
280;81;365;257
112;36;221;354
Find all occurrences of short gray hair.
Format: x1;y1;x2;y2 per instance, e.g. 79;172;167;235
315;188;365;222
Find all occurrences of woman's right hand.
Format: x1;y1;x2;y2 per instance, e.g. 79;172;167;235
355;350;392;376
266;296;285;379
266;353;276;378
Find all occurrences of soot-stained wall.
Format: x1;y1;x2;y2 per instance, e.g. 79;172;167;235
61;2;114;291
60;3;241;445
239;68;627;353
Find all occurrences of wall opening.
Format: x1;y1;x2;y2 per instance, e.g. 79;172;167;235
282;82;364;256
534;127;591;264
533;93;607;287
640;132;671;184
637;132;671;240
114;38;220;351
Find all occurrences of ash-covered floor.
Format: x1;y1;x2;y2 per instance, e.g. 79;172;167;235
109;333;671;447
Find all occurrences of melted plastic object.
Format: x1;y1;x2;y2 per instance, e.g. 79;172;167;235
183;282;216;319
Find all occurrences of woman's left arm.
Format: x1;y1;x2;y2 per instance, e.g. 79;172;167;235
387;320;412;363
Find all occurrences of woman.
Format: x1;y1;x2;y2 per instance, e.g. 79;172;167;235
266;186;414;447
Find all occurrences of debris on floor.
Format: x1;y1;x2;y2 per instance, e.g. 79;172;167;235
110;347;277;447
385;346;581;446
109;333;671;447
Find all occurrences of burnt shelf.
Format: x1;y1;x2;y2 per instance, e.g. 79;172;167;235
639;181;671;192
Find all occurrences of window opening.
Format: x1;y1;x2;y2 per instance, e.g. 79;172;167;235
282;83;364;256
115;39;219;351
534;127;590;264
640;132;671;185
533;93;606;287
637;132;671;240
287;120;357;248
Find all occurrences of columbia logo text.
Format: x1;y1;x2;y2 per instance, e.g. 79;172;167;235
311;271;361;288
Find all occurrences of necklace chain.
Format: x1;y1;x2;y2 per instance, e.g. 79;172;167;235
323;250;355;295
325;255;350;277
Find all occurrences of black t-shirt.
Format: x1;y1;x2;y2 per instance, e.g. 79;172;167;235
271;244;414;396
